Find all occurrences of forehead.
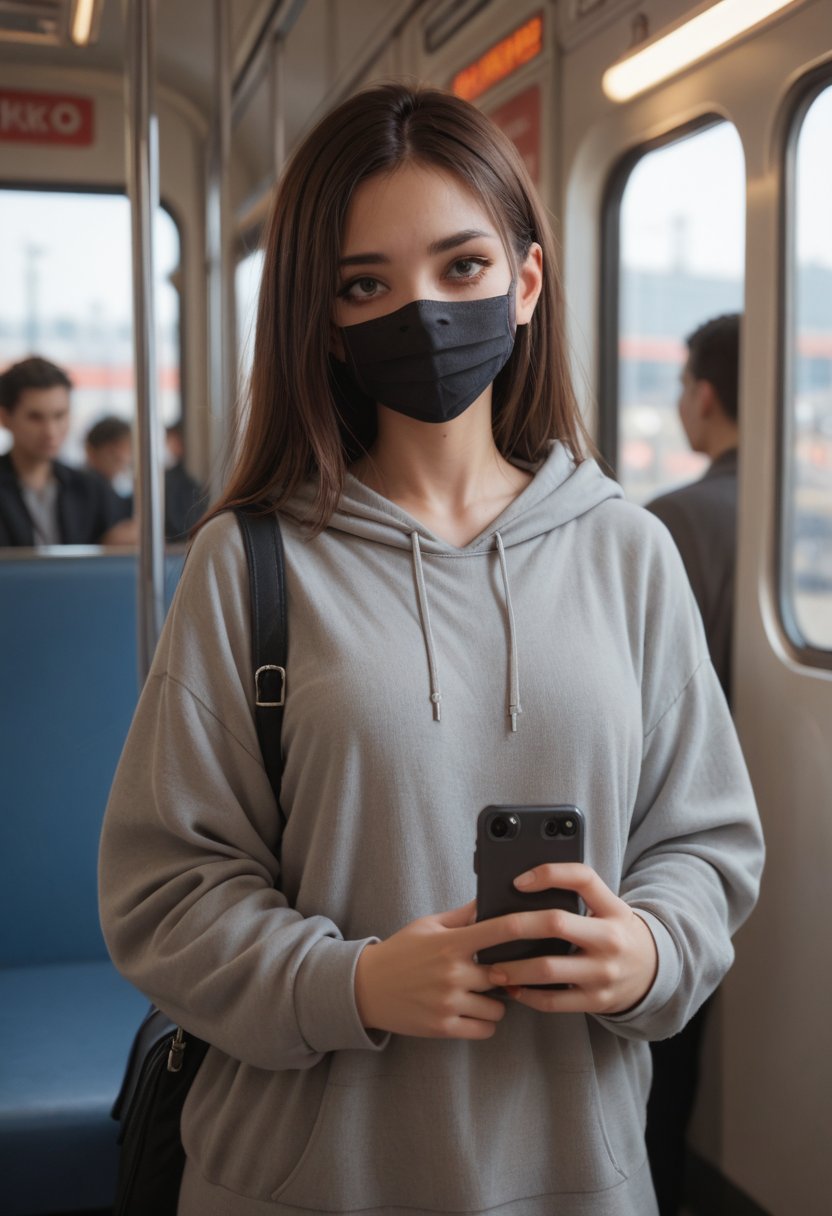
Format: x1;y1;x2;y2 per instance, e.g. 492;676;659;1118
16;385;71;415
341;163;497;251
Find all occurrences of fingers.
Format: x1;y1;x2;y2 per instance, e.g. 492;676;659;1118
423;989;507;1040
436;899;479;929
454;866;623;957
447;1016;502;1040
507;985;597;1014
458;905;604;956
442;991;507;1039
485;953;596;991
513;863;623;918
460;992;508;1023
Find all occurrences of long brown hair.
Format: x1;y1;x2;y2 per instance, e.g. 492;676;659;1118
205;82;590;532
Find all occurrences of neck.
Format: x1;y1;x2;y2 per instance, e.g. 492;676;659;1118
10;448;54;490
703;425;739;463
354;392;518;510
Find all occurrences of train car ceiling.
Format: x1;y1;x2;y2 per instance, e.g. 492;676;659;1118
0;0;104;48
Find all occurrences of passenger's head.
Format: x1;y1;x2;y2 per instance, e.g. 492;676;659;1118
213;82;587;529
0;356;73;463
165;421;185;466
85;415;133;483
678;313;741;455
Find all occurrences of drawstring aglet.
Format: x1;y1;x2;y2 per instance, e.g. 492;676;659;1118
509;704;521;733
430;692;442;722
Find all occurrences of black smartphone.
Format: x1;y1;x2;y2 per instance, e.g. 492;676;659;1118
474;804;585;971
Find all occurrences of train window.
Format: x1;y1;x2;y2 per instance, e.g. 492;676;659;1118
605;121;745;504
236;248;264;389
783;83;832;655
0;188;181;465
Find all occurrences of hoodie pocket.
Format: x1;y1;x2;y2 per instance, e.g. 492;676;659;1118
182;1050;333;1201
272;1018;631;1210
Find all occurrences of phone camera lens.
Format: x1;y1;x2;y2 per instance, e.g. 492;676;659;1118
543;819;560;837
561;817;577;837
488;814;520;841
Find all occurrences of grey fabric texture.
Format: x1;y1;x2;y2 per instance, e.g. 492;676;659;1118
98;442;763;1214
646;449;738;704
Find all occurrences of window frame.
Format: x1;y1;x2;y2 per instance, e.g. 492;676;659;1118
777;66;832;669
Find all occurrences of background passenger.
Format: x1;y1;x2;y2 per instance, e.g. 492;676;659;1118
646;314;741;706
164;420;206;541
0;356;131;547
84;414;207;543
85;414;134;516
644;312;742;1216
99;86;763;1216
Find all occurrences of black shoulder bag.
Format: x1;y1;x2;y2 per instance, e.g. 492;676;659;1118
110;508;287;1216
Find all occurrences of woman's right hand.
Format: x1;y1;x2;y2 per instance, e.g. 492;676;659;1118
353;900;510;1040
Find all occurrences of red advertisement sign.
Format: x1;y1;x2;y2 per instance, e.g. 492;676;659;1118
0;90;94;146
487;85;541;186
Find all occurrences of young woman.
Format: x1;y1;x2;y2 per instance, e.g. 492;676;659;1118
99;84;763;1216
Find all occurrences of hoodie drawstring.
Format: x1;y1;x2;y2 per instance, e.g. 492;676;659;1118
495;532;522;732
409;530;522;730
411;532;443;721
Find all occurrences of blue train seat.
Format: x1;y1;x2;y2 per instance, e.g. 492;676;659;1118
0;549;184;1216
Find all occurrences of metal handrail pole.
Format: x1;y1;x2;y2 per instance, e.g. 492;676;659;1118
232;0;307;124
207;0;236;492
270;31;286;182
125;0;165;685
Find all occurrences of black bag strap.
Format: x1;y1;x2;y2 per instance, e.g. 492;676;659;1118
234;508;288;825
112;509;290;1112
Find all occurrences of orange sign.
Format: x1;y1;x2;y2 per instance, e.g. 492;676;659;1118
451;14;544;103
487;86;541;185
0;89;94;146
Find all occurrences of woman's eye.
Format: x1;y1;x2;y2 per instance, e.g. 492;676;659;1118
340;276;381;301
447;257;488;280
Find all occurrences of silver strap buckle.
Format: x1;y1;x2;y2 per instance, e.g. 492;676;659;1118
255;664;286;708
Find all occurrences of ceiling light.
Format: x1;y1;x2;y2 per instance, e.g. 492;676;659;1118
70;0;98;47
603;0;799;103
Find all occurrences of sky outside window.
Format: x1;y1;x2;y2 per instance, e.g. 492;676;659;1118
787;83;832;652
0;190;181;463
616;122;745;504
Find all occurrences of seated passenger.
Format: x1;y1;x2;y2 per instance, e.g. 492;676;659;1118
0;356;133;547
164;421;207;541
85;414;134;520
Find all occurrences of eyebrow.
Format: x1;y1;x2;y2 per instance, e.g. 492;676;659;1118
338;228;497;267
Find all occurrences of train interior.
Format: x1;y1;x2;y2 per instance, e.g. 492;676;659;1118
0;1;830;1214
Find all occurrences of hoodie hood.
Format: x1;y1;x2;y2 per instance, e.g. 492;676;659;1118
290;441;622;553
288;443;622;732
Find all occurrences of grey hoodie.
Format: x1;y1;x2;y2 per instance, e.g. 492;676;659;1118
99;442;763;1216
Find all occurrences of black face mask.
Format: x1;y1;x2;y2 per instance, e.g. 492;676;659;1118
334;286;516;425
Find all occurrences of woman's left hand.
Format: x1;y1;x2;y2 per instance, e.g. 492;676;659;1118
484;863;659;1015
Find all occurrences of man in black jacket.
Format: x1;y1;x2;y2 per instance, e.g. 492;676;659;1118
0;356;131;547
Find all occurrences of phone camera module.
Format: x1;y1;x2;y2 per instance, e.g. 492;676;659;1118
560;817;577;837
488;814;520;841
543;819;560;838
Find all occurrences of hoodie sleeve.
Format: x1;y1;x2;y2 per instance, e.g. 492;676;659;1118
98;514;386;1071
594;515;764;1042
